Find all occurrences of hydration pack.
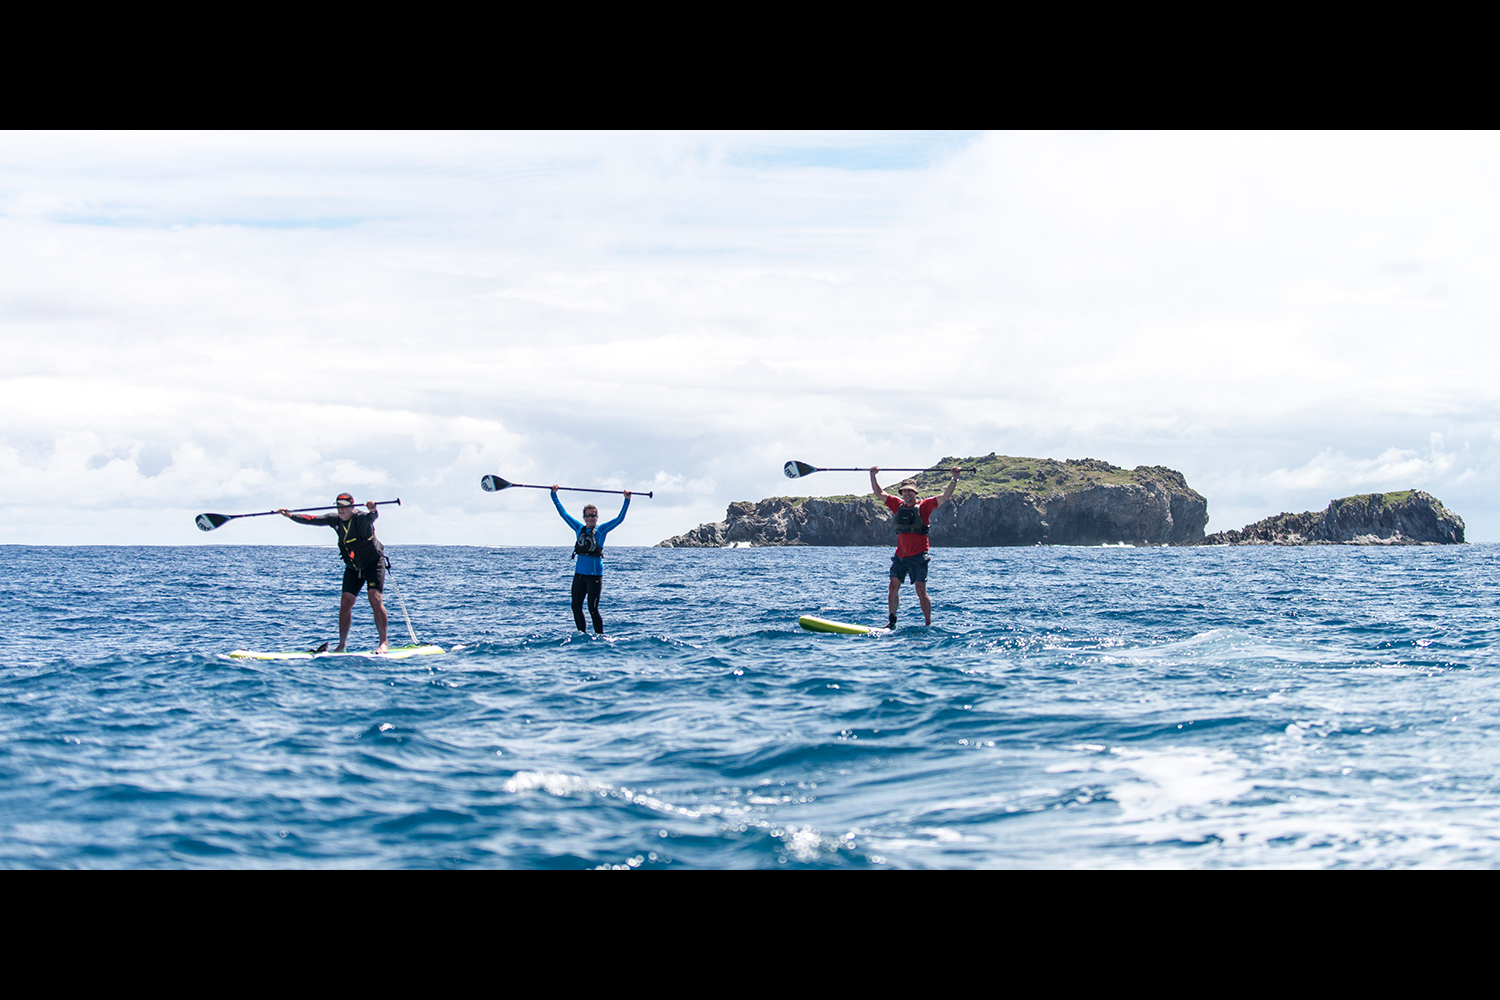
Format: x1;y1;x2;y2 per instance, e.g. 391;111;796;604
574;527;603;558
894;503;928;535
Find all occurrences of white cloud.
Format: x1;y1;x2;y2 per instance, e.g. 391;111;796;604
1263;445;1457;493
4;131;1500;544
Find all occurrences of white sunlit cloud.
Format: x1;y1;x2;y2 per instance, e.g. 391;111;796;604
4;130;1500;544
648;471;717;495
1264;440;1460;494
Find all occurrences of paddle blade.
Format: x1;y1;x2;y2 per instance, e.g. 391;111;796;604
784;461;818;479
195;513;231;532
480;475;512;492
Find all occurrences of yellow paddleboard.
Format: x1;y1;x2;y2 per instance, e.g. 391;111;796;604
799;616;874;635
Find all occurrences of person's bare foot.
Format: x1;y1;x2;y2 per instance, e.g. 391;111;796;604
334;643;347;652
375;641;389;654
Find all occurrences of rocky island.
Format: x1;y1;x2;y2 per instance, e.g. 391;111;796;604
1200;491;1464;545
658;454;1210;547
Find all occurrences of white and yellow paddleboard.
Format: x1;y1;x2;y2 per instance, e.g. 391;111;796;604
799;616;882;636
228;644;444;661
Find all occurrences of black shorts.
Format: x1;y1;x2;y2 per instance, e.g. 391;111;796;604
342;559;385;595
890;552;931;584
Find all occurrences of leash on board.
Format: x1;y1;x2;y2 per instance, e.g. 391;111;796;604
384;556;421;646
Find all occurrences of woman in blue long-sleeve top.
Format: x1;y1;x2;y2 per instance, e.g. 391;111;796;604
552;486;630;634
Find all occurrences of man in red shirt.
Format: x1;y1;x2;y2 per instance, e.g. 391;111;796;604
870;466;962;628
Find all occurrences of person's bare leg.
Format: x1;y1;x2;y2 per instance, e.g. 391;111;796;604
888;576;901;627
370;590;389;653
914;581;932;626
336;592;356;651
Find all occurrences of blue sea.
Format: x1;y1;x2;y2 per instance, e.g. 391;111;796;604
3;543;1498;869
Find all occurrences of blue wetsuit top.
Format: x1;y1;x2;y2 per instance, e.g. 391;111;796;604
553;492;629;576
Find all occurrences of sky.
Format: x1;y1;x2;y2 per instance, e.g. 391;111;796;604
2;130;1498;546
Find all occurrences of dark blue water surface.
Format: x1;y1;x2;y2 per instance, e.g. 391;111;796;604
3;543;1499;869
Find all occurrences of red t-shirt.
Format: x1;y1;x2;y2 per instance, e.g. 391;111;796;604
885;495;939;558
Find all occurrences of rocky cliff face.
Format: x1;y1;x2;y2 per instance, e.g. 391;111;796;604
660;496;893;548
658;454;1209;547
1200;490;1464;545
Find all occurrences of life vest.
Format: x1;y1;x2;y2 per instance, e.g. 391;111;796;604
574;526;603;558
336;513;381;563
894;503;928;535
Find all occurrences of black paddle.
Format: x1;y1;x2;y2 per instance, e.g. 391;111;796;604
480;475;652;498
783;461;978;479
195;499;402;532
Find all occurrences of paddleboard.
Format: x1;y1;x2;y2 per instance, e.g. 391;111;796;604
799;615;878;635
228;644;444;661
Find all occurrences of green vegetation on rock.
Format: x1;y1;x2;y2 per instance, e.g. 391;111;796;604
1201;489;1464;545
773;454;1200;504
1338;490;1419;508
661;453;1211;547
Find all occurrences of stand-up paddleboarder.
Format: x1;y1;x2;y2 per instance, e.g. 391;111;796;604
552;486;630;634
278;494;389;653
870;466;961;627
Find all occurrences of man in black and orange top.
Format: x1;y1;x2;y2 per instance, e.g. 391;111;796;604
279;493;389;653
870;467;961;628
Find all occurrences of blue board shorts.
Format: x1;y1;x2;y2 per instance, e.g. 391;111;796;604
890;552;931;583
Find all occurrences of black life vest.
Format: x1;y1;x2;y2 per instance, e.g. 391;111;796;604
336;512;382;564
574;526;603;558
894;503;928;535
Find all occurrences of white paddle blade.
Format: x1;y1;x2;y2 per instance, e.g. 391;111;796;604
784;461;817;479
195;513;229;532
480;475;510;492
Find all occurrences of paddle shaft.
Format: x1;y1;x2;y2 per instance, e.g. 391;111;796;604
227;499;402;521
784;458;979;480
504;483;652;498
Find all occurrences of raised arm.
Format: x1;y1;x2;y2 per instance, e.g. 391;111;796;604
933;467;962;510
869;467;892;501
278;509;333;525
551;486;583;531
597;492;631;535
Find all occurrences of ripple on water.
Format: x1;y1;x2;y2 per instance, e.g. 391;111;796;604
4;544;1500;867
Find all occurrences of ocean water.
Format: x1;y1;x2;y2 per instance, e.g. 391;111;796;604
2;542;1499;869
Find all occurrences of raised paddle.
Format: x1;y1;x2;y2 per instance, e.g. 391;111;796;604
783;461;978;479
480;475;652;498
195;499;402;532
